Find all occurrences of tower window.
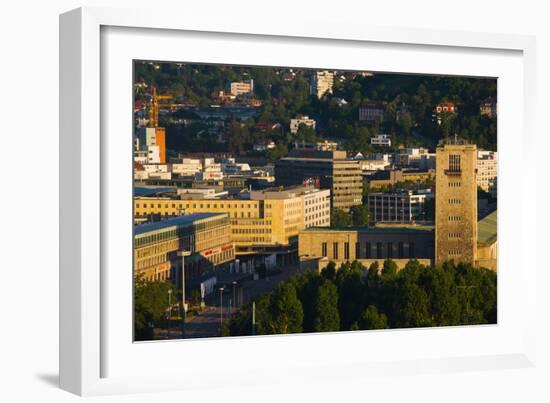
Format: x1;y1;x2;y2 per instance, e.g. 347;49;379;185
449;154;461;172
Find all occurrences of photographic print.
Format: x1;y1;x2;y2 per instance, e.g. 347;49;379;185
132;61;497;341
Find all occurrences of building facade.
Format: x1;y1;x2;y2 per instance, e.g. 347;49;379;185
477;150;498;197
290;116;316;134
134;186;331;253
359;101;387;121
368;191;428;224
298;226;434;271
137;127;166;163
134;213;235;283
275;150;363;211
371;134;392;147
230;80;254;96
310;71;334;98
435;139;478;265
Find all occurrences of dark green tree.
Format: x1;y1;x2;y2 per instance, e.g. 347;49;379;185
134;276;178;341
313;281;340;332
361;305;389;330
269;282;304;334
331;208;352;226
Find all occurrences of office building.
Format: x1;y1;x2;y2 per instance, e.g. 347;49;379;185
368;191;428;224
134;185;331;254
134;213;235;283
275;149;363;211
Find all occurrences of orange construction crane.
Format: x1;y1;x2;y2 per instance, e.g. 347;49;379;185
147;86;173;128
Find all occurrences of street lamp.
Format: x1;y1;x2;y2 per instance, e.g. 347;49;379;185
167;289;172;339
177;250;192;338
232;281;237;314
219;287;225;331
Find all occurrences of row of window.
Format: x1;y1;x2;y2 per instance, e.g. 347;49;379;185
448;215;464;222
448;181;462;187
321;241;416;260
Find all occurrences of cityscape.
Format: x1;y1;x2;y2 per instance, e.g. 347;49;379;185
132;61;497;341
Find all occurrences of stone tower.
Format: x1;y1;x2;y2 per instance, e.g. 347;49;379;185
435;138;478;265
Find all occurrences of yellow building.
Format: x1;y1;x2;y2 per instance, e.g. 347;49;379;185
134;213;235;282
134;186;331;253
299;225;434;272
435;139;478;266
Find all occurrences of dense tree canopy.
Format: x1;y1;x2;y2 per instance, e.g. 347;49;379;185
135;62;497;156
222;260;497;336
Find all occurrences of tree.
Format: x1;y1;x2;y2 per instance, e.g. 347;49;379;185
361;305;389;330
350;204;370;226
381;259;398;279
269;282;304;334
313;281;340;332
331;208;352;226
134;276;179;341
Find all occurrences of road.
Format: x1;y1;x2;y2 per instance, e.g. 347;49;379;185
178;263;307;339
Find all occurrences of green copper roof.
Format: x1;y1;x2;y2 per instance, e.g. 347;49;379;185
478;210;497;245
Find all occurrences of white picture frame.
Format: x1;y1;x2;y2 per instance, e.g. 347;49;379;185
60;6;537;396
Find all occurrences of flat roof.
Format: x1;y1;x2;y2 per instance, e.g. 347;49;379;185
134;186;176;196
134;213;227;236
478;210;497;245
303;225;434;234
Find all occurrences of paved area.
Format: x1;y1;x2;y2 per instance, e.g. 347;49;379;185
155;263;307;339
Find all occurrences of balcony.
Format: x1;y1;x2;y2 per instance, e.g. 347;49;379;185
444;169;462;176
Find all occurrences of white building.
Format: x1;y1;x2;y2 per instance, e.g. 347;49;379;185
290;116;316;134
371;134;392;147
250;186;331;229
253;141;276;152
360;159;390;171
310;71;334;99
171;158;202;176
477;150;498;197
134;145;160;164
220;158;252;175
177;188;229;199
302;188;332;228
395;148;436;169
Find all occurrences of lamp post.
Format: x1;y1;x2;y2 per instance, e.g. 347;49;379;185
167;289;172;339
219;287;225;332
232;281;237;314
177;250;191;338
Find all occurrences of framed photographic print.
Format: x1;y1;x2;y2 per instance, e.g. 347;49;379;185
60;6;537;396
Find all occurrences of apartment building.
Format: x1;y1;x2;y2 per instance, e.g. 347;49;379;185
310;71;334;99
477;150;497;197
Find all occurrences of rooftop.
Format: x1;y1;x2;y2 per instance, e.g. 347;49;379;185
134;213;227;236
303;225;434;234
478;210;497;245
134;186;176;197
